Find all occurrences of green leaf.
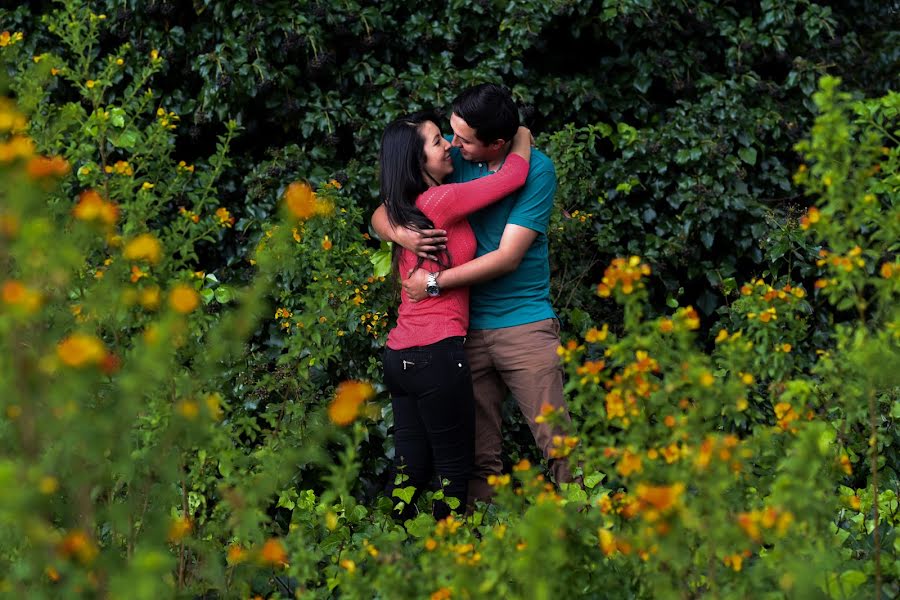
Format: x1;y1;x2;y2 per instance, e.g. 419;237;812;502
738;147;757;165
404;513;433;538
111;129;138;149
838;570;866;592
214;286;233;304
392;485;416;504
584;472;605;489
370;242;392;278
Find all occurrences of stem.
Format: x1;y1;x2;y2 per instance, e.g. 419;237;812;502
868;387;881;600
178;462;189;590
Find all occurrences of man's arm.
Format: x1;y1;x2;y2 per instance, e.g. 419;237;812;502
402;224;537;301
371;204;447;260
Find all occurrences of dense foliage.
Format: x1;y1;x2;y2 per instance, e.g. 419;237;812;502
0;1;897;598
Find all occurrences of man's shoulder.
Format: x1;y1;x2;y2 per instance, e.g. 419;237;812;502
527;148;556;179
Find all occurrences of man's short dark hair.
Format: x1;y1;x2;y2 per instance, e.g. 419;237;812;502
452;83;520;145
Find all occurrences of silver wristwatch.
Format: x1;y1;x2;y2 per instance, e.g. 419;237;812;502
426;272;441;297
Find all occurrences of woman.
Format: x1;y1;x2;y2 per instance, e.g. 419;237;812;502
380;112;532;519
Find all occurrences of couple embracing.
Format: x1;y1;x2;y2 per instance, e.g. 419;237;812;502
372;84;575;519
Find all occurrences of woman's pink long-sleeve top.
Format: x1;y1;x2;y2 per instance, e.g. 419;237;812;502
386;153;529;350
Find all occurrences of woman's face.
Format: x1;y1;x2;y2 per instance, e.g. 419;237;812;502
419;121;453;185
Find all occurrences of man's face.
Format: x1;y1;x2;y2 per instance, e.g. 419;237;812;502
449;113;503;163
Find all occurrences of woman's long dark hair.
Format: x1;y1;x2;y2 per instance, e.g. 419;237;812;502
379;111;452;276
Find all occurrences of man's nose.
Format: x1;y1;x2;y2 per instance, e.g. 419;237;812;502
450;136;462;148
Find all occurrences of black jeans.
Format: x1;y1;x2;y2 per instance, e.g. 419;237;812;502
383;336;474;520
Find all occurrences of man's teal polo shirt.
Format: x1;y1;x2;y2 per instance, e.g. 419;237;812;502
447;144;558;329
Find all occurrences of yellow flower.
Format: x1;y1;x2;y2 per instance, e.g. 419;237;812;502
616;449;643;477
139;286;160;310
699;371;715;387
598;528;617;556
150;49;160;61
205;393;223;420
169;284;200;314
167;516;192;542
714;329;728;343
723;553;744;572
57;333;106;367
328;380;375;426
176;400;199;419
123;234;163;264
512;458;532;471
86;80;96;89
141;181;154;190
39;476;59;494
585;324;609;343
340;559;356;573
487;474;511;487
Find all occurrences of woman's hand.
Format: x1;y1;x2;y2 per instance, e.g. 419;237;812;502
510;126;533;162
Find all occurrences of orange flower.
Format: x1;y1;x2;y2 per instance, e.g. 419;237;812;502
431;587;452;600
328;380;375;425
169;284;200;314
585;324;609;343
215;207;234;227
284;181;317;219
322;235;333;251
26;155;70;179
226;544;247;564
57;530;98;564
2;280;41;312
635;482;684;512
130;265;147;283
259;538;287;567
73;189;119;226
123;234;162;264
57;333;106;367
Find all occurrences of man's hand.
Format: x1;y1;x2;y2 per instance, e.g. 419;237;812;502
395;227;448;262
402;268;431;302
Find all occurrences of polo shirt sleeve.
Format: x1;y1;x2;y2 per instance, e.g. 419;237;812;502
506;162;557;234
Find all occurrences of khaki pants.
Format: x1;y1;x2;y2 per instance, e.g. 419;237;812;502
465;318;575;503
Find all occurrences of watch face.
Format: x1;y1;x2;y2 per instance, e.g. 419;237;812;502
426;285;440;297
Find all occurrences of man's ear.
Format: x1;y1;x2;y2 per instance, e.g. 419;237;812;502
486;139;506;151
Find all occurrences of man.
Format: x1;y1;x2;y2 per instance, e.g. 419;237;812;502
371;83;574;503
